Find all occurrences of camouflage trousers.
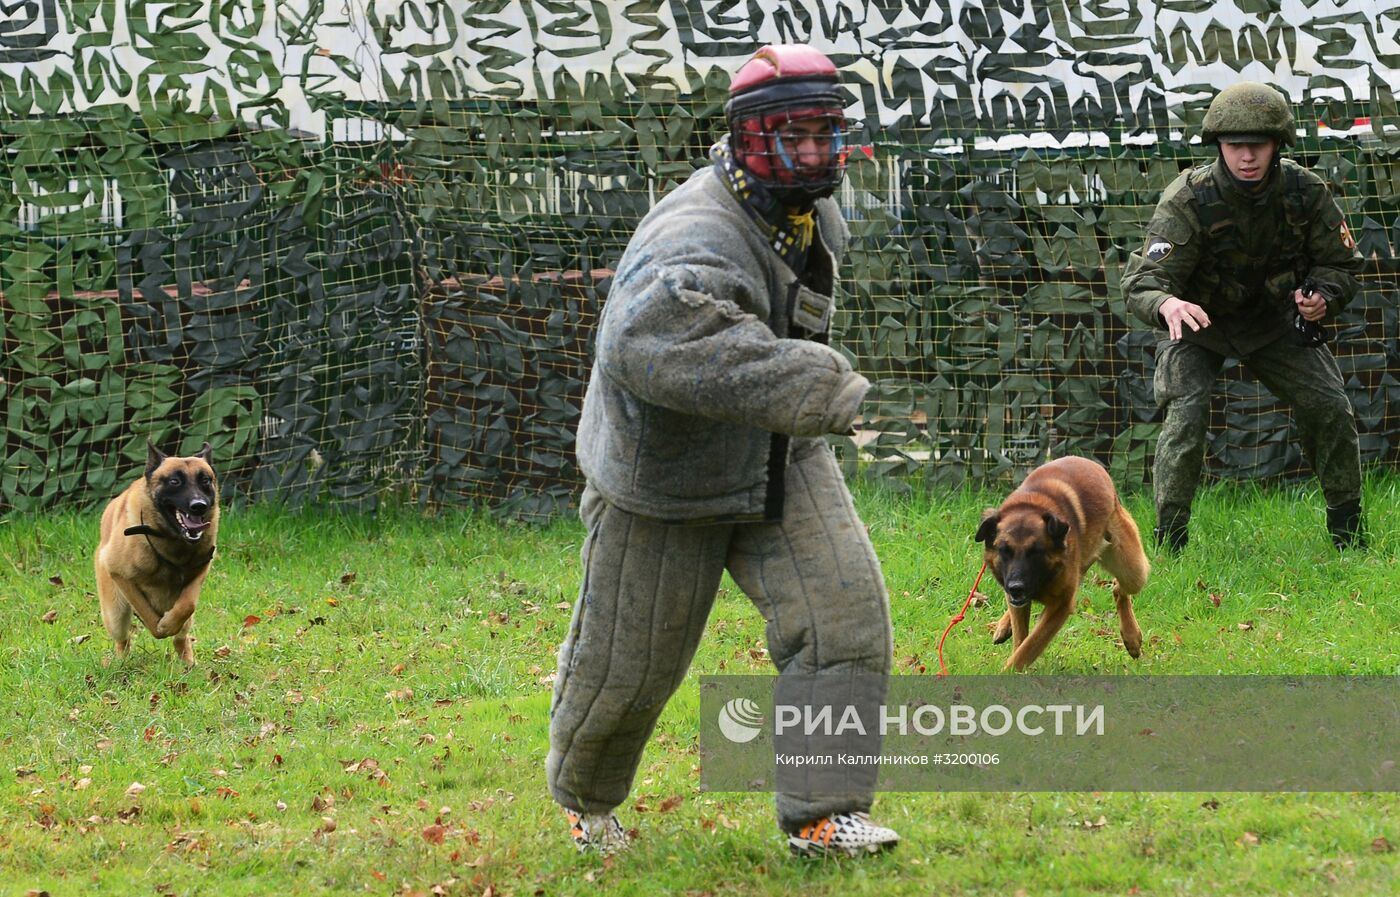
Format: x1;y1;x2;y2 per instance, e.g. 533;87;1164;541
1152;337;1362;519
546;437;892;833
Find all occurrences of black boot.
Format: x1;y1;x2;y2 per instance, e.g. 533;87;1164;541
1326;501;1366;551
1154;506;1189;554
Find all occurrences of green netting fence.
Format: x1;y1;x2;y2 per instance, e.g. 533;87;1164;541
3;3;1399;519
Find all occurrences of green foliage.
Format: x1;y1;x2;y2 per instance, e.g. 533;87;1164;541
3;11;1400;521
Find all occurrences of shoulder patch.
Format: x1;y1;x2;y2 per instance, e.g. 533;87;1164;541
1145;238;1175;262
1339;220;1356;251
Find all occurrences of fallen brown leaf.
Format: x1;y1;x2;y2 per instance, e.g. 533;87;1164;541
41;610;58;624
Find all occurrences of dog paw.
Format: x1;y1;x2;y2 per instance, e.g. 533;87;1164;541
155;616;178;638
1123;633;1143;658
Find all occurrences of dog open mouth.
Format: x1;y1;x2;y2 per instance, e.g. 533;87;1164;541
176;510;211;541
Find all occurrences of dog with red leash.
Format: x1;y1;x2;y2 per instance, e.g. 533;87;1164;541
975;456;1149;671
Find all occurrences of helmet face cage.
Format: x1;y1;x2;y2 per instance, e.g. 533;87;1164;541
730;106;848;202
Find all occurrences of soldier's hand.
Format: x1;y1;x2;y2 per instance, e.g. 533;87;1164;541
1294;288;1327;322
1159;296;1210;341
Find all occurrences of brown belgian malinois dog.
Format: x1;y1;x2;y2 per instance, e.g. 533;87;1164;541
974;456;1149;671
95;441;219;666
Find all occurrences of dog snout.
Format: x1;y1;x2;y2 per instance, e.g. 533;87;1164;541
1004;581;1030;607
188;498;209;516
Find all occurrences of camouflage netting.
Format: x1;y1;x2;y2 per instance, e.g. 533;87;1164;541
2;3;1399;518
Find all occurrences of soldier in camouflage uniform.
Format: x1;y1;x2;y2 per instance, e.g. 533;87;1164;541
547;45;899;859
1122;81;1367;552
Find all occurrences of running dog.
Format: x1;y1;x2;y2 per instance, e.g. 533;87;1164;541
974;456;1148;671
95;441;218;666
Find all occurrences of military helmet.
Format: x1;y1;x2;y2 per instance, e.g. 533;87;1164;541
725;45;848;203
1201;82;1295;146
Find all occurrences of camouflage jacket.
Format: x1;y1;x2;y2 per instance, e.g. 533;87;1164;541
1121;157;1363;356
575;164;864;524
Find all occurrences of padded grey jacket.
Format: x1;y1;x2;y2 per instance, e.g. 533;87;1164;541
575;165;867;523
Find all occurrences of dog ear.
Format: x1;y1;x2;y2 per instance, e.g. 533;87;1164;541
1043;513;1069;547
196;442;213;464
975;509;1000;544
146;439;168;477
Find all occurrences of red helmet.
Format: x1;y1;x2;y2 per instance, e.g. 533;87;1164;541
725;45;848;203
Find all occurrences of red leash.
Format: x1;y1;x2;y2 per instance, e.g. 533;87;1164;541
936;560;988;677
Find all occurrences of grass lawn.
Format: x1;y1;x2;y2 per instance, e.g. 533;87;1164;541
1;475;1397;896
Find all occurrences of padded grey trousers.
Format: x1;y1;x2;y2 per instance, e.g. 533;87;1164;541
547;438;893;831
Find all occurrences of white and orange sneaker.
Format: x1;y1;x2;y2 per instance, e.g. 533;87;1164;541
564;806;629;856
788;812;900;857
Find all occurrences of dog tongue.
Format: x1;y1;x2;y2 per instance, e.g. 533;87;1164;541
177;511;210;532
